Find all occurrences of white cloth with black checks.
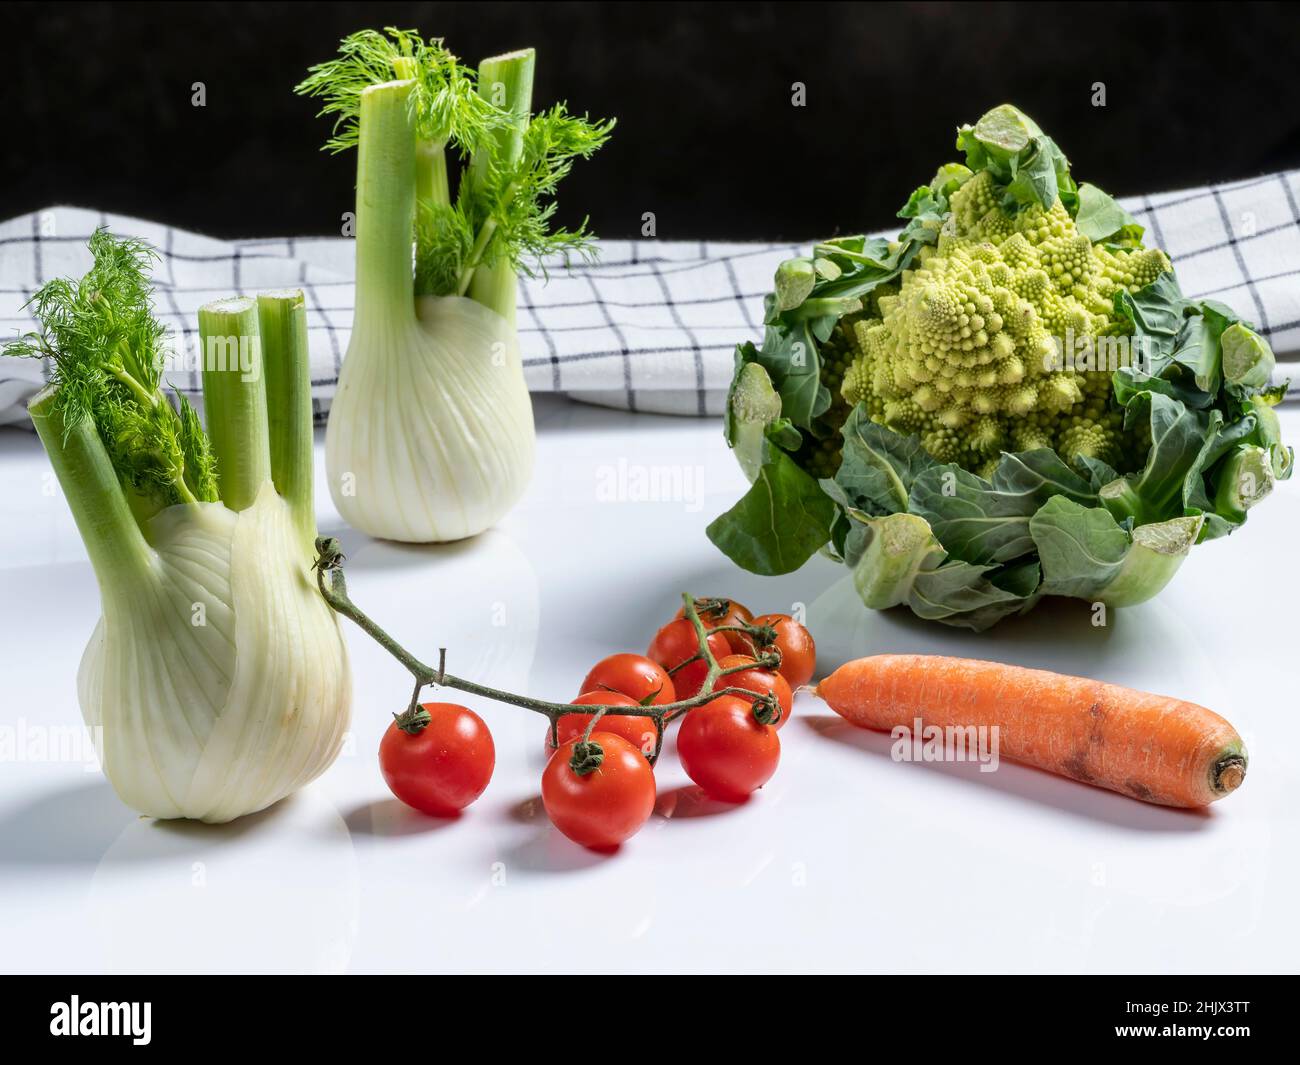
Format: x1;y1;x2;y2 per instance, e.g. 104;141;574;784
2;171;1298;427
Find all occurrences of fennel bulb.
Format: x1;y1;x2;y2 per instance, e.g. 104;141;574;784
327;288;534;542
14;237;351;823
74;484;351;823
297;32;612;543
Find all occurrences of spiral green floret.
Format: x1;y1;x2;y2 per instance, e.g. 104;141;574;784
839;167;1171;472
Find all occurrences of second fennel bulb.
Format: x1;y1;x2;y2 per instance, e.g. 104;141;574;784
298;33;611;543
327;293;533;542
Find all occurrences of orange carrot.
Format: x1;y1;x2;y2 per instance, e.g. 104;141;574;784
817;655;1247;807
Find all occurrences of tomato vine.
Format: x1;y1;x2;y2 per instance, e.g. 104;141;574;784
312;537;783;774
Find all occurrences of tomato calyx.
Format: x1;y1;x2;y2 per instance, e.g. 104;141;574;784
393;703;432;734
687;595;733;622
569;738;606;776
312;537;346;572
750;691;781;727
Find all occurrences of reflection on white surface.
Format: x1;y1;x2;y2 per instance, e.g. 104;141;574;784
87;789;359;974
342;528;540;696
1;406;1297;974
808;568;1219;693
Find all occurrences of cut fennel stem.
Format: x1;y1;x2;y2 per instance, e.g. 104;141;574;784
31;291;351;823
326;77;535;542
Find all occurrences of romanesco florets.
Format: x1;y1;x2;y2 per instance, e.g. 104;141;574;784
839;168;1170;472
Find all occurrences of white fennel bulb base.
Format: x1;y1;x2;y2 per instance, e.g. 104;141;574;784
326;295;534;543
78;485;352;824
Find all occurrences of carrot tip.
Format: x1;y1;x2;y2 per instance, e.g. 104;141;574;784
1214;756;1247;796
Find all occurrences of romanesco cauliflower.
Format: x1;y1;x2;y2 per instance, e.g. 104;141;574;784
713;103;1290;631
838;169;1170;476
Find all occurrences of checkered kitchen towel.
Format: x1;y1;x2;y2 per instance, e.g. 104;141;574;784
2;171;1298;427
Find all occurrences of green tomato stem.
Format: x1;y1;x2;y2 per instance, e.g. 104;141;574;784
312;539;776;765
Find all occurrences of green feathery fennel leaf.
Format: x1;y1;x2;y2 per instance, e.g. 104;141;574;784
3;228;218;508
295;27;504;155
473;105;616;280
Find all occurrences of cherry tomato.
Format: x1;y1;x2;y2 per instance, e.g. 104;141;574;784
713;653;794;729
677;695;780;802
579;653;676;706
647;618;730;699
752;613;817;688
379;702;495;817
675;596;755;655
542;733;657;849
548;691;658;758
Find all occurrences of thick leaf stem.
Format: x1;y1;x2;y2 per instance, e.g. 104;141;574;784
29;384;154;593
466;49;534;324
415;139;451;211
199;297;271;513
257;290;316;550
353;80;418;330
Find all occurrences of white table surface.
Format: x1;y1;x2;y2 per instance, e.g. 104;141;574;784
1;395;1297;975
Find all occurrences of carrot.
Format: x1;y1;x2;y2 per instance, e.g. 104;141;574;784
817;655;1247;808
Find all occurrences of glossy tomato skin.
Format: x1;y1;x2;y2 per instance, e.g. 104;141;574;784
542;733;657;849
714;654;794;729
579;653;676;706
752;614;817;688
677;695;780;802
549;691;658;758
647;619;731;699
380;703;495;817
676;597;755;656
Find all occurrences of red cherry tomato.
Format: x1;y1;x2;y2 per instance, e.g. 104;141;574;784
379;702;495;817
542;733;657;849
675;597;755;655
714;653;794;729
647;618;730;699
548;691;658;758
579;653;676;706
677;695;780;802
752;613;817;688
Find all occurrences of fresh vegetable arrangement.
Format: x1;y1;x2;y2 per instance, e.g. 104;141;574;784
712;104;1292;630
296;29;613;543
5;232;351;823
313;548;812;848
820;655;1247;807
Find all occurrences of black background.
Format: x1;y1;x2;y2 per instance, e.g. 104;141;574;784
0;977;1279;1045
6;1;1300;241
